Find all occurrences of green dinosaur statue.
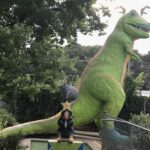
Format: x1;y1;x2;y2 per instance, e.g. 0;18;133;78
0;10;150;138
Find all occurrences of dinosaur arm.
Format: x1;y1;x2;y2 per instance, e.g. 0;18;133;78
124;42;141;63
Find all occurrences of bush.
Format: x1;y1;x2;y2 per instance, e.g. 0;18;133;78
0;109;16;129
130;112;150;149
131;112;150;128
0;110;25;150
0;135;24;150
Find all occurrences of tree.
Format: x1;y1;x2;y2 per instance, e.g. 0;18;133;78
0;0;108;42
0;24;76;122
130;50;150;90
119;73;145;120
65;44;101;75
130;112;150;149
142;52;150;90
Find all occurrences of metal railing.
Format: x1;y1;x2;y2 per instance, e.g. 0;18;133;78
101;114;150;150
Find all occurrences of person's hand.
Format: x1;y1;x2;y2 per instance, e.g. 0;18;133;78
68;136;74;144
57;137;62;143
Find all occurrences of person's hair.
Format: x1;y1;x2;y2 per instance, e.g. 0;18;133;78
60;109;72;118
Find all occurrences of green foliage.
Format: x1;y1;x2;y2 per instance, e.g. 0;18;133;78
65;44;100;75
131;50;150;90
0;0;108;42
131;112;150;129
0;109;16;130
0;23;76;122
119;73;145;120
124;72;144;96
130;112;150;149
0;134;24;150
141;52;150;90
134;72;144;92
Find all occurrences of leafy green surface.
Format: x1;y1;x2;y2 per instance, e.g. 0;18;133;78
130;112;150;149
0;109;16;130
0;0;108;42
31;141;92;150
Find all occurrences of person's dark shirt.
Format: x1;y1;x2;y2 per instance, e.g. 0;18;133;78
58;117;73;137
58;118;73;130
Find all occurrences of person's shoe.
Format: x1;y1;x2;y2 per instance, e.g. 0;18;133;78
57;137;62;143
68;137;74;144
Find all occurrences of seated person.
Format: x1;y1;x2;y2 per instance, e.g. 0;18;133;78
57;109;74;143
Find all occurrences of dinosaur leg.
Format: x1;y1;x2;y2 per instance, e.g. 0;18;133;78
88;76;129;145
90;76;126;128
80;73;126;128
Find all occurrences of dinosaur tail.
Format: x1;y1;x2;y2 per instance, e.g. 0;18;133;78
0;112;60;138
0;94;101;138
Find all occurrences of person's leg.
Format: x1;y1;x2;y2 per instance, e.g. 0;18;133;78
68;128;74;143
57;129;62;142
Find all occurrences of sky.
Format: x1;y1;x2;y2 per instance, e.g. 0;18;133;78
77;0;150;55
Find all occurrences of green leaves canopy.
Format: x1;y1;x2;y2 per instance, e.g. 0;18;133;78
0;24;75;116
0;0;107;42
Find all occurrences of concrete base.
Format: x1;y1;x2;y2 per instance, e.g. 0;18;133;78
31;139;92;150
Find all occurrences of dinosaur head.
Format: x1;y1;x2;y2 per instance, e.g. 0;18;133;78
120;10;150;39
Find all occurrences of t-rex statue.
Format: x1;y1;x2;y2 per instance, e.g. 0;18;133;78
0;10;150;138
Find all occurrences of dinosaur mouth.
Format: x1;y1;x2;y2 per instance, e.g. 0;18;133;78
127;23;150;33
